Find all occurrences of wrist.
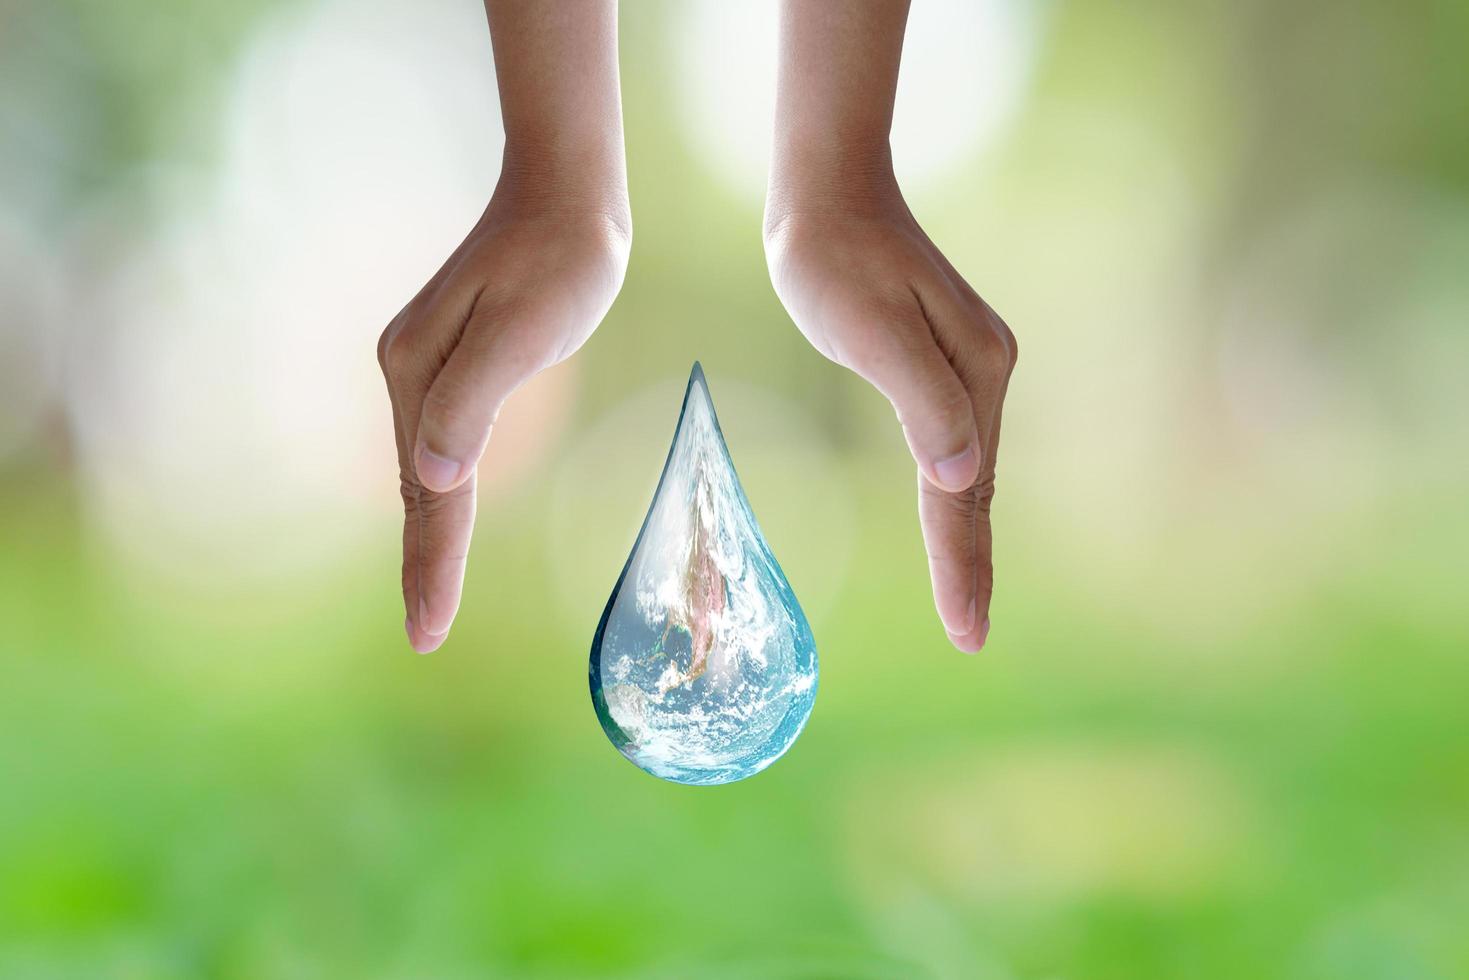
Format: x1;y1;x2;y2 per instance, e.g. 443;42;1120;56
764;137;904;242
491;139;631;238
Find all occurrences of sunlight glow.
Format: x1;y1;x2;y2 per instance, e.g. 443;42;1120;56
66;0;568;586
670;0;1041;200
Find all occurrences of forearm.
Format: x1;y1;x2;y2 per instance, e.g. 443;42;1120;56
484;0;628;220
767;0;910;227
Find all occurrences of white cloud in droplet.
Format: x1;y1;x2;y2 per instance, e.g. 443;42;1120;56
547;374;856;641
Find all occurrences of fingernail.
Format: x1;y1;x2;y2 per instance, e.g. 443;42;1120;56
418;596;431;634
410;627;448;655
407;614;441;655
415;445;465;491
946;599;969;637
976;617;991;652
933;446;977;491
942;597;976;639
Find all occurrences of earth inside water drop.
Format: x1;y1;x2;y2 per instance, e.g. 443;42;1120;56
589;363;818;785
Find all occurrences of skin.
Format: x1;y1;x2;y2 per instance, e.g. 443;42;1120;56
765;0;1018;653
378;1;630;653
381;2;1012;656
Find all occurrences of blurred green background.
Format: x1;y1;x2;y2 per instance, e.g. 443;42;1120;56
2;0;1467;977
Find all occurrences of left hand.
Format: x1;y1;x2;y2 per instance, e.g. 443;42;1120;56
765;192;1017;652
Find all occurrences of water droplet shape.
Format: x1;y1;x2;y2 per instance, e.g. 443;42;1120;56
589;363;818;785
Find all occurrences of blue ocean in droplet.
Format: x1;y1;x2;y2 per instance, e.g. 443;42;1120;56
589;363;818;785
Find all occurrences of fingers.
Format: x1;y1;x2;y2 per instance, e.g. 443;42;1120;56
378;291;488;654
413;307;548;493
402;471;477;650
917;280;1015;478
963;307;1014;644
919;469;981;641
387;408;479;654
841;299;982;493
910;281;1016;653
380;328;437;653
399;309;539;648
920;462;996;652
380;296;577;651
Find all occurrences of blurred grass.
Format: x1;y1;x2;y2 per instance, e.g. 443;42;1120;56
4;454;1467;977
3;0;1469;977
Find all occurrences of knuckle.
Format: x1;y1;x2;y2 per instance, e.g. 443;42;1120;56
923;476;977;510
418;481;475;520
955;322;1014;388
379;291;448;383
994;319;1018;370
974;473;997;510
379;327;417;383
921;497;980;560
981;308;1018;370
401;472;473;518
927;547;975;569
974;322;1011;366
921;471;995;515
376;327;393;373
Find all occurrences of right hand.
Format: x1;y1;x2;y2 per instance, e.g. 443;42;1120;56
378;189;630;653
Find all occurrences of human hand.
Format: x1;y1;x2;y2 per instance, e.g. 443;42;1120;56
764;188;1015;652
767;0;1016;652
378;0;627;653
378;187;630;653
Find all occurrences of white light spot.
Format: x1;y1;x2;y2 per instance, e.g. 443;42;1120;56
68;0;572;588
669;0;1042;200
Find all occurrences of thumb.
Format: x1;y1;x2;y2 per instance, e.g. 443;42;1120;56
849;320;981;493
412;314;547;493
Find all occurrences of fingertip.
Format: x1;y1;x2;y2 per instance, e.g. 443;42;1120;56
931;445;980;493
947;633;982;654
939;595;977;638
417;594;459;640
411;630;448;655
415;443;470;493
406;616;449;654
947;617;991;655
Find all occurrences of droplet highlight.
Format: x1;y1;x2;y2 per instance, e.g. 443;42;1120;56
589;363;818;785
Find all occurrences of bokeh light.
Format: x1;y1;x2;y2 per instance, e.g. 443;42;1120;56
0;217;64;462
2;0;1467;975
670;0;1042;200
63;0;537;590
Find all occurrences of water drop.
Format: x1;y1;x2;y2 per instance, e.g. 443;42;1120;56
589;363;818;785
